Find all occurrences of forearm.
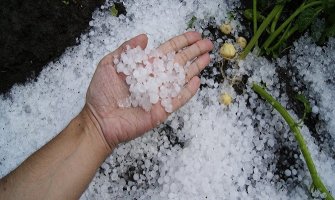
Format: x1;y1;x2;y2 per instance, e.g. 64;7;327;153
0;106;112;200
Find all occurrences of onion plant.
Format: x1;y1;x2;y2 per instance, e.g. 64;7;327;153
240;0;335;58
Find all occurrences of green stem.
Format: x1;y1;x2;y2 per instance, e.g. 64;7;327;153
253;0;258;47
267;5;323;55
252;83;334;200
269;24;298;53
270;6;283;33
262;0;323;50
240;4;284;59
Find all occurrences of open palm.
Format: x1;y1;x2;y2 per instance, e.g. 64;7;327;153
85;32;213;149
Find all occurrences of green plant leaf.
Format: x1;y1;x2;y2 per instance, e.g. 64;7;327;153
318;2;335;43
296;8;318;32
311;19;326;41
244;9;265;21
322;0;335;12
227;12;235;21
325;22;335;37
276;0;291;4
243;9;253;20
62;0;69;5
258;0;274;11
295;94;312;120
110;5;118;17
187;16;197;29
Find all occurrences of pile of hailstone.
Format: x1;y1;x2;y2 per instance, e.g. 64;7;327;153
115;46;190;112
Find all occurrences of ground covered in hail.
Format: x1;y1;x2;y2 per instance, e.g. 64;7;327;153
0;0;334;199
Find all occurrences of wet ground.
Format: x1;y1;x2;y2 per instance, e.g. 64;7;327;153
0;0;104;94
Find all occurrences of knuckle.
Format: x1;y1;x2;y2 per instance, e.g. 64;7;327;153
183;34;191;45
169;39;179;51
194;42;203;54
179;51;189;63
194;60;201;73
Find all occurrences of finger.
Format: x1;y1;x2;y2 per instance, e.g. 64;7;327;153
150;102;169;127
102;34;148;65
185;53;210;82
157;31;202;54
175;39;213;66
149;77;200;124
172;76;200;112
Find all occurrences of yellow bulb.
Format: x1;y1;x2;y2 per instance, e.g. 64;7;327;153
220;43;236;59
220;93;232;106
236;36;247;49
219;23;232;35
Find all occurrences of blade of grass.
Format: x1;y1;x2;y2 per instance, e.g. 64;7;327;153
252;83;334;200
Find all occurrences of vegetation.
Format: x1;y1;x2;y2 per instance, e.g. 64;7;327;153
240;0;335;58
233;1;335;197
252;83;334;200
187;16;197;29
110;4;118;17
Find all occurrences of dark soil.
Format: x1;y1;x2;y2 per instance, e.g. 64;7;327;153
0;0;104;95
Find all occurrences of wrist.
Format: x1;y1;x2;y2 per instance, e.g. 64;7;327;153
79;105;114;154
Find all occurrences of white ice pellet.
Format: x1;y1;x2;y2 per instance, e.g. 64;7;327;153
267;138;275;147
133;173;139;181
284;169;292;177
291;169;297;176
1;0;335;199
89;30;95;36
312;105;319;114
115;46;188;112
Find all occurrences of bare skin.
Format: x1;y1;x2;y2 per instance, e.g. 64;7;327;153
0;32;213;200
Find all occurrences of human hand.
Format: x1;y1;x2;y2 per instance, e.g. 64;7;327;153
84;32;213;150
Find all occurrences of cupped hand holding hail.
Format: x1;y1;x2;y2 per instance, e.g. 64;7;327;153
85;32;213;150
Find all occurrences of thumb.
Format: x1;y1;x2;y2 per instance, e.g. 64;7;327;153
102;34;148;64
116;34;148;55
